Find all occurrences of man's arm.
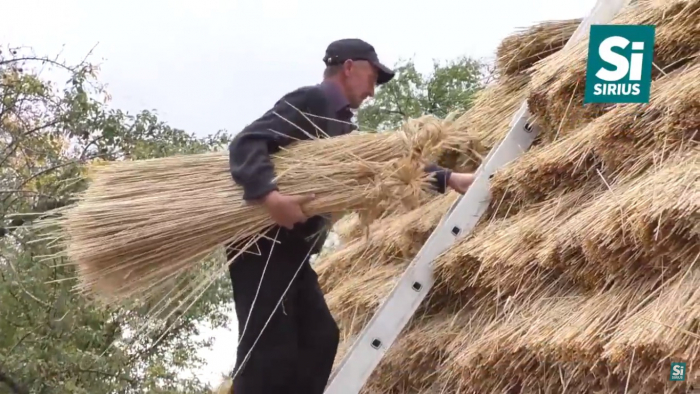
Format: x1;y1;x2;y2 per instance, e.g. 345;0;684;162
229;87;324;201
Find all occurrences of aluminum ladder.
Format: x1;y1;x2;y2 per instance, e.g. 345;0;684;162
324;0;632;392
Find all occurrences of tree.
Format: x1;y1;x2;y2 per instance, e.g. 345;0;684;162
0;44;233;393
356;56;485;132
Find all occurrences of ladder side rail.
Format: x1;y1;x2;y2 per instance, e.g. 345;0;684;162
324;1;631;392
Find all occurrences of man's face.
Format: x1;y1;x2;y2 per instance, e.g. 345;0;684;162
341;60;378;109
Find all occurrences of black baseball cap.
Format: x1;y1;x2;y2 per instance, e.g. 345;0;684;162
323;38;395;85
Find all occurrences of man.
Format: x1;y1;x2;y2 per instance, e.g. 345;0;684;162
227;38;475;394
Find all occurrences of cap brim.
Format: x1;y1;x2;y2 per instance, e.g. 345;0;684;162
371;60;395;85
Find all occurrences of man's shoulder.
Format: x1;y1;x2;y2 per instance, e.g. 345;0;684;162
274;84;326;107
237;84;327;134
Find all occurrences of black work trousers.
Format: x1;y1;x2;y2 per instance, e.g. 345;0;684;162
227;229;340;394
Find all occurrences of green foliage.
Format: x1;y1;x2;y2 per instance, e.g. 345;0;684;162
356;56;486;132
0;44;233;393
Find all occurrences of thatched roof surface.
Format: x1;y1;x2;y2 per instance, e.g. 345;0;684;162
317;0;700;392
528;0;700;137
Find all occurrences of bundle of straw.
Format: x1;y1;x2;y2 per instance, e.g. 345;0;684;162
440;285;656;393
330;164;465;250
542;151;699;289
440;15;578;166
316;192;456;293
438;16;579;178
528;0;700;136
495;18;581;77
41;117;451;303
435;186;595;297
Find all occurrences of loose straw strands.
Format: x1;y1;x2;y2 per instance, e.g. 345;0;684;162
37;116;451;303
495;18;581;77
488;59;700;217
541;151;699;290
528;0;700;137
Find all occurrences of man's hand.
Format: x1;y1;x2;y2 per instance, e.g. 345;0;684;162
447;172;475;194
261;190;316;229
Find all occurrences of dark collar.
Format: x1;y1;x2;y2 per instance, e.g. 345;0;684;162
319;80;350;114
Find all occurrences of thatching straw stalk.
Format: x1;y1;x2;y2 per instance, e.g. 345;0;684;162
528;0;700;137
489;59;700;216
602;263;700;392
542;150;699;289
336;107;494;246
36;116;451;303
495;18;581;77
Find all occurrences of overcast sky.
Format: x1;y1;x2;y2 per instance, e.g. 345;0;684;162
4;0;596;387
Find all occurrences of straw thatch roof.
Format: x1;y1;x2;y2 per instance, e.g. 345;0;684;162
317;0;700;392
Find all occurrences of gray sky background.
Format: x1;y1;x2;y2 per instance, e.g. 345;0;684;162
4;0;596;387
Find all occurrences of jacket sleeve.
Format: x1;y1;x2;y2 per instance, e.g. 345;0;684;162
229;88;320;201
424;163;452;194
